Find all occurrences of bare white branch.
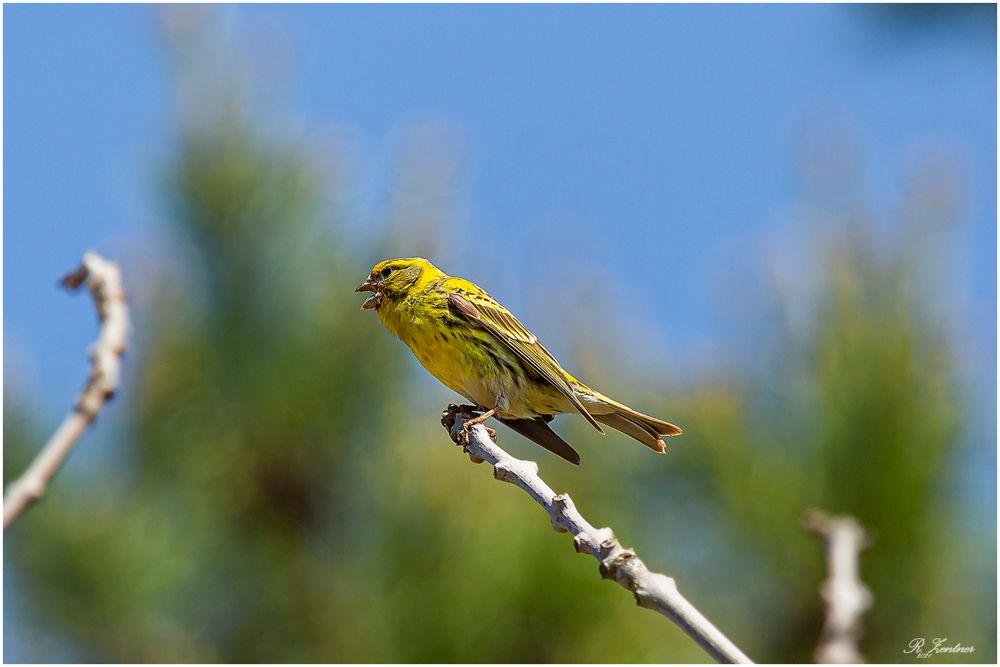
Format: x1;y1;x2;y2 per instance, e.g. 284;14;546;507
441;405;753;664
4;252;129;529
803;509;873;664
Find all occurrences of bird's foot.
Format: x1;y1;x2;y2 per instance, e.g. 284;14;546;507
459;422;498;453
442;403;497;446
442;404;487;444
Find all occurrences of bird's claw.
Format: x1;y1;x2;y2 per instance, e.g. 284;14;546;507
458;420;497;447
442;404;478;444
457;423;472;447
442;403;497;446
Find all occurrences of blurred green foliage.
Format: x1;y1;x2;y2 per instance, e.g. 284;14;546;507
4;12;994;664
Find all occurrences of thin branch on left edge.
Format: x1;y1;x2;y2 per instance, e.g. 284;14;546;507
4;252;129;529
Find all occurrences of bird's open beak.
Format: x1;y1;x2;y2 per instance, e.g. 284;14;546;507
355;278;381;310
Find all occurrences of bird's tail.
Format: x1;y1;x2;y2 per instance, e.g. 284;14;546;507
578;386;683;454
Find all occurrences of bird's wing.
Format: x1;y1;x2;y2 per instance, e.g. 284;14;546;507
446;288;604;433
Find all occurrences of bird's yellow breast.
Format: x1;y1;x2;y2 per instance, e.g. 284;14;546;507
378;294;483;403
377;293;569;417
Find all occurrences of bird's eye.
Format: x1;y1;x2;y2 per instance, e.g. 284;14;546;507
381;267;393;278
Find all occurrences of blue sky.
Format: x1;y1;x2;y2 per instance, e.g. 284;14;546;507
4;4;995;447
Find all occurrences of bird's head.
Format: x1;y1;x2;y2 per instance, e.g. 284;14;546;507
355;257;442;311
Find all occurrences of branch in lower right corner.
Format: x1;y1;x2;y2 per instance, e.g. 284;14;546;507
803;508;873;664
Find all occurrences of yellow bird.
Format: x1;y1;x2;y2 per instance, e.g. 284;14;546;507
356;258;682;464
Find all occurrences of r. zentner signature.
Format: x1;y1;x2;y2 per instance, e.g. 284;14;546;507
904;637;976;659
